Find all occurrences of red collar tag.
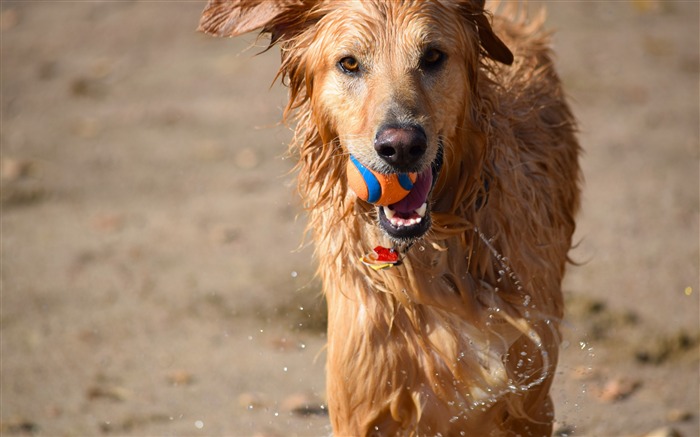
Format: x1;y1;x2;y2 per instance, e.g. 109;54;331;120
360;246;401;271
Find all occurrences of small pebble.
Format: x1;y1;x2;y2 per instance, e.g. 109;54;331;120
252;432;282;437
1;158;32;181
234;147;259;169
71;117;102;139
595;377;641;403
553;421;576;436
86;384;130;402
166;370;194;386
90;213;125;233
238;392;266;409
281;392;326;416
643;426;683;437
666;409;693;423
209;225;240;244
0;8;19;31
0;418;38;434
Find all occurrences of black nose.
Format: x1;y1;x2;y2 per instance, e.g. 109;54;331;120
374;125;427;171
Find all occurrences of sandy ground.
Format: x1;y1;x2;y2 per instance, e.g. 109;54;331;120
1;2;698;436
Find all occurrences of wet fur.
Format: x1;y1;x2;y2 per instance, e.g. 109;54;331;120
199;1;580;435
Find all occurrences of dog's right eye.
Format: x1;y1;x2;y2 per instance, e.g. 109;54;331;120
338;56;360;75
420;48;446;72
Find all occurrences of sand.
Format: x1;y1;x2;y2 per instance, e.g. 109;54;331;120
1;2;698;436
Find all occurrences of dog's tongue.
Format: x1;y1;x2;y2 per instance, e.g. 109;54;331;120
391;167;432;213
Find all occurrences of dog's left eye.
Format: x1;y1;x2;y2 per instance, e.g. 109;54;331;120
338;56;360;75
420;48;446;71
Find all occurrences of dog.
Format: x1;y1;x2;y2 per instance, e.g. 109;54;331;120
199;1;580;435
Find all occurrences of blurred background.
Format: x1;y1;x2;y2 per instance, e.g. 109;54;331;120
1;1;697;436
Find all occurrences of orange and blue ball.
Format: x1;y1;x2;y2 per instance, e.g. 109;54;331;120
346;155;417;206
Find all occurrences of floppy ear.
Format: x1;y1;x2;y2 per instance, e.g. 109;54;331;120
457;0;514;65
471;12;513;65
198;1;283;37
198;0;311;43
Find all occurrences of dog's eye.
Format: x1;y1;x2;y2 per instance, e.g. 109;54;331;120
338;56;360;74
421;48;446;71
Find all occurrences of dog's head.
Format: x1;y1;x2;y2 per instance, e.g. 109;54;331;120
199;0;512;243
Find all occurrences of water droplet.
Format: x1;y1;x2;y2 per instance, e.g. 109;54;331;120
194;420;204;429
291;271;298;278
418;245;425;251
283;366;288;372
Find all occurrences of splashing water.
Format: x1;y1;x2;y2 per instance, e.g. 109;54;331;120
467;226;552;402
473;226;524;292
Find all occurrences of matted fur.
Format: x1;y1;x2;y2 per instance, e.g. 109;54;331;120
199;1;580;436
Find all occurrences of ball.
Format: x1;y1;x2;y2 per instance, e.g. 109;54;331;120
346;155;417;206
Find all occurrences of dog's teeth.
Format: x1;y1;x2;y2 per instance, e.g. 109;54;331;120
383;205;426;228
383;206;396;219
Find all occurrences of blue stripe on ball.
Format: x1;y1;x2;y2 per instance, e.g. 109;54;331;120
350;155;381;203
397;173;414;191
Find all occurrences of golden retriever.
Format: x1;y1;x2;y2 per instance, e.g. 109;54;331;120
199;1;580;435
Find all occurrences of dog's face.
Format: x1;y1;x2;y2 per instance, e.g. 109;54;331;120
308;2;471;241
199;0;512;242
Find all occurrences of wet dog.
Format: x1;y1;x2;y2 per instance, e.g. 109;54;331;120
199;1;580;435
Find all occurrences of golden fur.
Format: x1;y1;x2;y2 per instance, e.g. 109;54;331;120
199;1;580;435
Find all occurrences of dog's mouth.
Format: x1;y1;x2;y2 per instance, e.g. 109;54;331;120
378;146;443;242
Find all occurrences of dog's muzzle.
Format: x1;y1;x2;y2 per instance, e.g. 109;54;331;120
378;144;443;241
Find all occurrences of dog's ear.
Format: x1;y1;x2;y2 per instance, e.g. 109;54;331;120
457;0;514;65
471;12;513;65
198;0;312;45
